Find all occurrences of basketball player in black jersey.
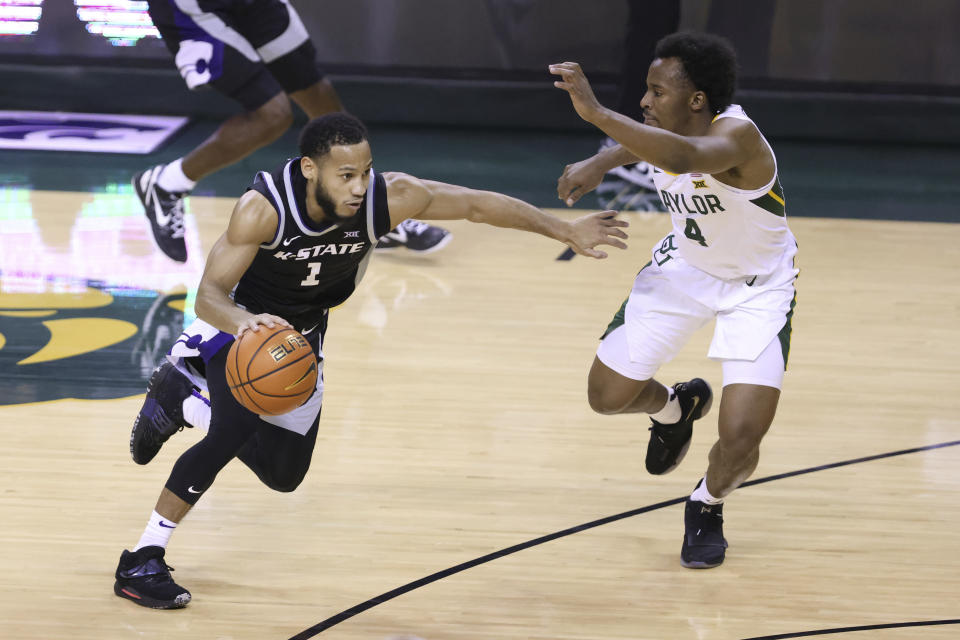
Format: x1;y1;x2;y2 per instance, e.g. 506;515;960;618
114;113;629;609
133;0;450;264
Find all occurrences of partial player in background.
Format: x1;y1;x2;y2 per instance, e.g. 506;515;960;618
135;0;450;263
551;32;798;569
114;112;628;609
594;0;680;212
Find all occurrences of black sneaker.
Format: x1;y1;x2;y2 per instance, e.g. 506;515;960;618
595;137;664;213
133;165;188;263
114;546;191;609
645;378;713;475
376;218;452;253
596;177;665;212
130;361;197;465
680;495;728;569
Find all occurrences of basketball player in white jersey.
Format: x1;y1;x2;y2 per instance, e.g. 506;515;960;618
550;32;798;569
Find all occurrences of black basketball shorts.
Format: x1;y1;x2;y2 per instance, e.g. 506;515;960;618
147;0;323;110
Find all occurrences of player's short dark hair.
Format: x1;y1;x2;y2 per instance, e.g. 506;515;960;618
298;112;368;159
654;32;738;114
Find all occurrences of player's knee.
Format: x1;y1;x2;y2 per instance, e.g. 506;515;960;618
587;385;627;415
718;417;768;454
263;467;308;493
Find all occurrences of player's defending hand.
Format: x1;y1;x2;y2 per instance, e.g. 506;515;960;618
566;210;628;259
237;313;293;337
549;62;605;124
557;156;607;207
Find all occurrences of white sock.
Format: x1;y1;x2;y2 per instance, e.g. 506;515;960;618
649;384;681;423
182;391;211;432
691;476;724;505
134;510;178;550
157;158;197;193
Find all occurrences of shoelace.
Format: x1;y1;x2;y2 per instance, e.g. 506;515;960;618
166;197;186;239
145;405;184;441
145;560;177;582
400;218;430;235
648;419;688;444
152;189;187;240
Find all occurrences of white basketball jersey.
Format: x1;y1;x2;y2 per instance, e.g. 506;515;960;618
651;104;793;280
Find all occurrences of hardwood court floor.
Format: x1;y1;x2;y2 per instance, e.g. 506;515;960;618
1;190;958;640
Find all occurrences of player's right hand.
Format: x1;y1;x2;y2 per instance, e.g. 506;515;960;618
237;313;292;337
558;156;606;206
565;210;629;259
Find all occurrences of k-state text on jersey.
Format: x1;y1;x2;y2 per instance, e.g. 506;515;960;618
272;242;366;261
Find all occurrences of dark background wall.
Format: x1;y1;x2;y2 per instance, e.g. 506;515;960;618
1;0;958;142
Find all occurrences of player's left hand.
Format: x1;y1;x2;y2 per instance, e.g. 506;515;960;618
549;62;604;123
565;210;629;259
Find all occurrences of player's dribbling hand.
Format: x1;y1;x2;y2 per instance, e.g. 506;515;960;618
557;156;607;206
237;313;293;337
566;210;629;259
549;62;604;124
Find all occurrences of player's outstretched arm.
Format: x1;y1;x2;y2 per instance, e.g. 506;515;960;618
549;62;754;176
384;172;629;259
195;190;292;335
557;143;640;207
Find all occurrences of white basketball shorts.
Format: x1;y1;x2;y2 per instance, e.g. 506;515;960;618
596;233;798;389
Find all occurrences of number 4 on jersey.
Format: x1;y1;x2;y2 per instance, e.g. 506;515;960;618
684;218;708;247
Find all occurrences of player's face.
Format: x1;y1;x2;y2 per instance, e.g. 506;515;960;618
640;57;705;134
307;141;373;220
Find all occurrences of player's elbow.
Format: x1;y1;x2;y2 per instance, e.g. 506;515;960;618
193;284;223;323
193;293;214;323
464;205;487;224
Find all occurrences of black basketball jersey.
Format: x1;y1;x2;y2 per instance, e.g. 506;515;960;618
235;158;393;333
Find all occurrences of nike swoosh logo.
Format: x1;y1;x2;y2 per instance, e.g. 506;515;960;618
282;236;301;246
388;225;407;243
187;486;203;494
301;322;319;335
686;396;700;420
284;361;317;391
152;190;172;227
745;275;757;286
158;520;176;528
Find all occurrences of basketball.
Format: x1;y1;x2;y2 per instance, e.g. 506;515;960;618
225;327;318;415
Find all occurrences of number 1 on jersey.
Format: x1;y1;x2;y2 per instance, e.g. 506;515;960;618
684;218;708;247
300;262;322;286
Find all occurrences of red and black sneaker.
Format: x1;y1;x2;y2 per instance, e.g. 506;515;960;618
114;546;191;609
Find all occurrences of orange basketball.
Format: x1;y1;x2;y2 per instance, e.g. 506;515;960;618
225;327;318;416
